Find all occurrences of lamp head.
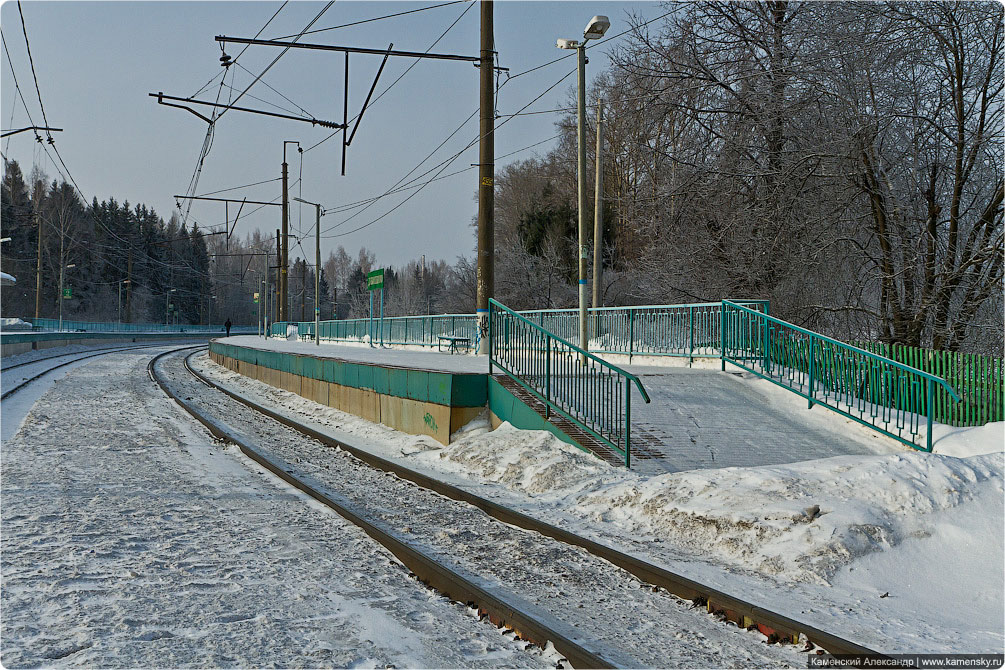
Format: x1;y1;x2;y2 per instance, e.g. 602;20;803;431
583;15;610;40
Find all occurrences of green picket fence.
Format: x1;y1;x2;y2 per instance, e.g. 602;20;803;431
852;342;1003;428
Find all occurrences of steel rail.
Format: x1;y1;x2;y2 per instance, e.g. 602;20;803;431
149;348;615;669
182;349;885;658
0;343;204;400
1;343;181;372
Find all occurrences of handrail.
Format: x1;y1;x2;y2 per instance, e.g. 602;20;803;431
29;317;236;333
489;298;650;468
721;300;960;452
491;299;651;403
519;300;768;315
722;301;961;396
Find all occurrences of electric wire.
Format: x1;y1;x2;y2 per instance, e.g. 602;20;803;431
191;1;289;98
16;2;52;140
272;0;469;40
321;65;576;237
214;1;335;124
195;177;282;198
302;0;475;154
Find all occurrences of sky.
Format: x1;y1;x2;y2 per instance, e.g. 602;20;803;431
1;0;664;269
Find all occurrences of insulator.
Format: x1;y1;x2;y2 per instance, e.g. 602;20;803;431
220;53;232;67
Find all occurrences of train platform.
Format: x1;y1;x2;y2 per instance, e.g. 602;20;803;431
622;363;900;474
220;335;488;374
213;337;903;475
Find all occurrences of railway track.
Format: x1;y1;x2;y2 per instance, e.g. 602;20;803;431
153;347;884;668
1;343;204;400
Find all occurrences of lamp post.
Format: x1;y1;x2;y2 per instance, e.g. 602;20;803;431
58;263;76;331
293;196;322;346
118;279;131;325
165;288;176;326
208;294;217;328
557;15;610;360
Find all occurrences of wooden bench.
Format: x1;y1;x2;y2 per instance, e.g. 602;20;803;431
437;335;471;354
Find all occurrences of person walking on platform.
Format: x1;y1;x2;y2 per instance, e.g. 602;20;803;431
225;318;232;337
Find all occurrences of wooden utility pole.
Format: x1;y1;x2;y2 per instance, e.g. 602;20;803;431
592;99;604;311
475;0;494;353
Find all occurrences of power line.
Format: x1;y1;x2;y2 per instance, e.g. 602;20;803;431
215;1;335;124
16;2;52;141
321;67;577;240
196;177;282;198
191;1;289;98
272;0;469;40
303;0;476;154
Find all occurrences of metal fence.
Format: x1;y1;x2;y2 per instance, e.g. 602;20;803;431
721;300;960;452
519;301;769;361
274;314;477;348
489;299;650;467
30;318;236;333
851;341;1003;428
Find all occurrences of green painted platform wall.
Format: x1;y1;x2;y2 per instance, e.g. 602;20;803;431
486;376;579;449
209;341;487;407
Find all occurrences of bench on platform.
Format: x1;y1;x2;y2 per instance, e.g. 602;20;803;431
437;335;470;354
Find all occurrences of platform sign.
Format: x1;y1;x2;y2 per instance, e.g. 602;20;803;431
253;292;260;304
367;268;384;291
62;287;72;299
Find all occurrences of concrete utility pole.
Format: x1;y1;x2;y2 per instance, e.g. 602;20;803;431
315;207;320;342
592;99;604;312
276;228;282;322
576;43;588;358
125;248;133;322
34;201;42;320
558;15;609;359
475;0;494;354
280;157;288;323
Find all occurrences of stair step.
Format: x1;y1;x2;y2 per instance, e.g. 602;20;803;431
494;375;626;467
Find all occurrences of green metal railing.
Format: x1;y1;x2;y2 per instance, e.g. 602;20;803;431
29;318;243;334
851;341;1003;428
520;301;769;362
720;301;961;452
273;314;477;347
489;299;651;467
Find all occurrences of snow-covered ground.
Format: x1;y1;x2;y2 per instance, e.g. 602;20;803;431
191;351;1005;654
1;316;31;330
220;335;488;373
3;345;813;668
0;348;554;668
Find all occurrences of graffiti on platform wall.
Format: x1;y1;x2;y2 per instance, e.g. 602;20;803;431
423;412;438;431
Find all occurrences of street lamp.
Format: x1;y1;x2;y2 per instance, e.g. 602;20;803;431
118;279;131;325
558;15;610;359
58;263;76;331
293;196;322;346
165;288;176;326
208;294;217;328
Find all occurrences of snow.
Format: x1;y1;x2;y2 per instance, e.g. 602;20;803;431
221;334;488;373
1;316;31;330
191;352;1005;654
932;422;1005;457
1;347;550;668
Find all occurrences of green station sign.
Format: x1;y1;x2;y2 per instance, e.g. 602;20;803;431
367;268;385;291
